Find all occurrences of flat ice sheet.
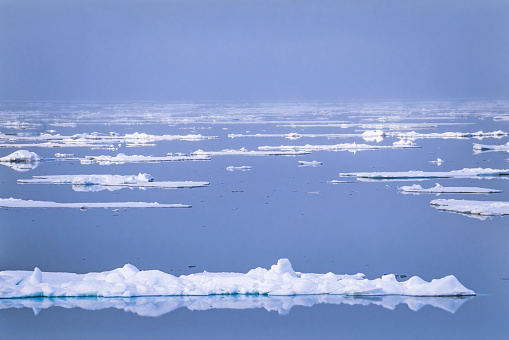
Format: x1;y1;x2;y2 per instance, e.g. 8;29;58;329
473;142;509;153
18;174;209;190
398;184;502;194
258;141;418;153
0;259;474;299
82;153;210;165
430;199;509;216
340;168;509;180
0;198;190;209
0;294;473;316
191;148;310;156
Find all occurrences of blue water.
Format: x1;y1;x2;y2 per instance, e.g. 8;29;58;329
0;101;508;338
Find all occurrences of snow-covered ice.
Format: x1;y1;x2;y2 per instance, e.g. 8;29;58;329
430;199;509;216
340;168;509;181
258;141;418;153
398;184;502;194
0;150;41;162
81;153;210;165
0;198;190;209
298;161;323;167
390;130;507;141
191;148;310;156
226;166;252;171
0;259;474;299
0;294;473;317
430;158;444;166
17;174;209;191
473;142;509;153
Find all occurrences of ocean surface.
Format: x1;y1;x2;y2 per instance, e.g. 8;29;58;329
0;101;508;339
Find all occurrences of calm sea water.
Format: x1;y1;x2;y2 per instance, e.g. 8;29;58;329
0;101;508;339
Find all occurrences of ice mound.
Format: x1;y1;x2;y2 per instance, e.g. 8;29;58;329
0;259;475;299
399;184;502;194
430;199;509;216
0;150;41;162
341;168;509;180
0;198;190;209
473;142;509;153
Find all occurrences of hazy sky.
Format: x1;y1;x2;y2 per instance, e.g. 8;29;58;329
1;0;508;101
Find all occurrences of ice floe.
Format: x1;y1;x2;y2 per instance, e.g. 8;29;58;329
340;168;509;181
0;294;473;317
258;141;418;153
191;148;310;156
298;161;323;167
430;199;509;216
473;142;509;153
389;130;507;140
0;198;190;209
227;130;386;142
226;166;252;171
0;259;474;299
17;174;209;191
430;158;444;166
398;184;502;194
81;153;210;165
0;150;42;171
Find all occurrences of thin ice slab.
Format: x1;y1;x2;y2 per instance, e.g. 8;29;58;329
17;173;209;190
191;148;310;156
0;198;190;209
430;199;509;216
82;153;210;165
473;142;509;153
340;168;509;181
399;184;502;194
259;141;418;153
0;259;474;299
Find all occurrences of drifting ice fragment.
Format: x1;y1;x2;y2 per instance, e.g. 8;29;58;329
0;198;190;209
258;142;418;153
298;161;323;167
398;184;502;194
191;148;310;156
17;174;209;191
82;153;210;165
430;199;509;216
0;150;41;162
473;142;509;153
430;158;444;166
340;168;509;181
226;166;252;171
0;258;474;298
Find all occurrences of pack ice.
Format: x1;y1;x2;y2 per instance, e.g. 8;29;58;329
398;184;502;194
341;168;509;181
430;199;509;216
0;259;474;299
0;198;190;209
18;173;209;191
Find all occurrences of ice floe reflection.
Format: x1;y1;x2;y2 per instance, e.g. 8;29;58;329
0;294;474;317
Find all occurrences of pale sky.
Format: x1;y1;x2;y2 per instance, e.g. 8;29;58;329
1;0;508;101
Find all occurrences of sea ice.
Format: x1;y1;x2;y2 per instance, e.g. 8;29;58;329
298;161;323;167
0;294;472;317
430;199;509;216
0;198;190;209
390;130;507;141
258;141;418;153
0;150;41;162
226;166;252;171
81;153;210;165
17;174;209;191
398;184;502;194
191;148;310;156
0;259;474;299
430;158;444;166
473;142;509;153
340;168;509;181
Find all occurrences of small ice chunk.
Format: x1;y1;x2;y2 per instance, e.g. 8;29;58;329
0;150;41;163
226;166;252;171
399;183;502;194
298;161;323;167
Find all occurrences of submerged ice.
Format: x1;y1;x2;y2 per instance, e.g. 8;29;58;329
0;259;474;299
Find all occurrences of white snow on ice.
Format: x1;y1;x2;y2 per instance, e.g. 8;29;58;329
398;184;502;194
0;259;474;299
258;141;418;153
17;174;209;191
191;148;310;156
298;161;323;167
340;168;509;181
430;199;509;216
81;153;210;165
473;142;509;153
226;166;252;171
0;150;41;162
0;198;190;209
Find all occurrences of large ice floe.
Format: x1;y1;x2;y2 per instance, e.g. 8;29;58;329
398;184;502;194
430;199;509;217
473;142;509;153
340;168;509;181
191;148;310;156
389;130;507;140
17;173;209;192
0;150;42;171
0;294;473;316
0;198;190;209
81;153;210;165
227;130;386;142
258;140;418;153
0;259;474;299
